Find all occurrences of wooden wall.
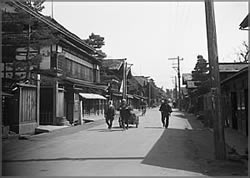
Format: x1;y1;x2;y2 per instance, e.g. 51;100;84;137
19;87;37;123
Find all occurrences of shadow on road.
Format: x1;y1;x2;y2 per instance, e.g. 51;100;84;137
142;128;205;174
141;112;248;176
173;114;186;119
175;111;204;129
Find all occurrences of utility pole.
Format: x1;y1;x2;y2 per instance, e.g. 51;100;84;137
36;74;40;126
51;0;54;18
175;76;177;103
122;58;127;99
205;0;226;160
169;56;183;109
148;79;151;107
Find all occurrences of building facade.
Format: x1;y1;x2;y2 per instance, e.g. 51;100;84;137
221;66;248;136
2;1;107;134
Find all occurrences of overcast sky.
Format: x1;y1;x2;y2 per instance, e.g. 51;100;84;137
42;1;248;89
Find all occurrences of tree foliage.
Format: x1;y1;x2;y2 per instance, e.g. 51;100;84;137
192;55;209;82
236;41;249;63
191;55;210;95
84;33;105;49
2;1;57;83
20;0;46;12
84;33;107;59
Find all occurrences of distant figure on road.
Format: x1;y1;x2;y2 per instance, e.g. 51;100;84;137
159;99;172;128
118;99;131;130
173;101;177;108
104;100;115;129
141;99;147;116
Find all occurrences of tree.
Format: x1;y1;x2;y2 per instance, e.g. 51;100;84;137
192;55;209;81
84;33;107;59
236;41;249;63
2;0;57;84
191;55;210;95
21;0;46;12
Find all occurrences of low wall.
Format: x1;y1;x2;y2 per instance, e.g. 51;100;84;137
83;113;105;122
19;122;38;134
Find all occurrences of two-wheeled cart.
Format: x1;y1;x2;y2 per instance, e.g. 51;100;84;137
118;110;139;128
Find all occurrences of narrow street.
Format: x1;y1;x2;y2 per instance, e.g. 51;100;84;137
2;108;247;176
2;1;248;177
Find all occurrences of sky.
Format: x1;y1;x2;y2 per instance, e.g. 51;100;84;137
42;1;248;90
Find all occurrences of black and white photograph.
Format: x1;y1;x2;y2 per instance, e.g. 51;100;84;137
1;0;249;176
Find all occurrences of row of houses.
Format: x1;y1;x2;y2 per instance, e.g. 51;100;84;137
180;13;249;138
184;63;248;136
1;0;166;135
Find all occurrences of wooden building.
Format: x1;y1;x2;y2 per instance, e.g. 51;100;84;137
219;63;248;81
201;63;248;135
239;13;249;30
2;1;108;134
2;1;41;134
100;59;151;109
101;59;131;108
221;66;248;136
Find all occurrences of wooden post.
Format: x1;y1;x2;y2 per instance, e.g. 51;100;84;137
79;100;83;125
19;87;23;132
53;80;58;125
148;80;151;107
205;0;226;160
175;76;178;102
168;56;183;109
177;56;181;109
36;74;40;126
122;59;127;99
125;61;127;99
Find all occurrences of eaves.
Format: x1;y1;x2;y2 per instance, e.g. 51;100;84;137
221;66;248;85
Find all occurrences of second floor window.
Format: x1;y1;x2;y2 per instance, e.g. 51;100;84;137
61;58;95;82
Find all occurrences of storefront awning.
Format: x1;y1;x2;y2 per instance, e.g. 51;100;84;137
113;93;122;97
133;94;148;100
65;77;108;91
127;94;134;99
79;93;107;100
2;92;13;97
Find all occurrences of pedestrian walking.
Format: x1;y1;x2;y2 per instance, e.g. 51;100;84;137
118;99;131;130
141;99;147;116
159;99;172;128
104;100;115;129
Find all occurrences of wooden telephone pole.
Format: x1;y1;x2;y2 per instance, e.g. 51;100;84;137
122;58;127;99
205;0;226;159
169;56;183;109
174;76;178;103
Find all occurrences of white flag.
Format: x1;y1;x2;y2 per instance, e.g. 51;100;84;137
120;80;123;93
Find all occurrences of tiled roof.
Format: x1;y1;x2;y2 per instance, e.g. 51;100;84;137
102;59;124;70
65;77;108;91
219;63;248;72
240;14;249;29
221;66;248;84
134;76;148;87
